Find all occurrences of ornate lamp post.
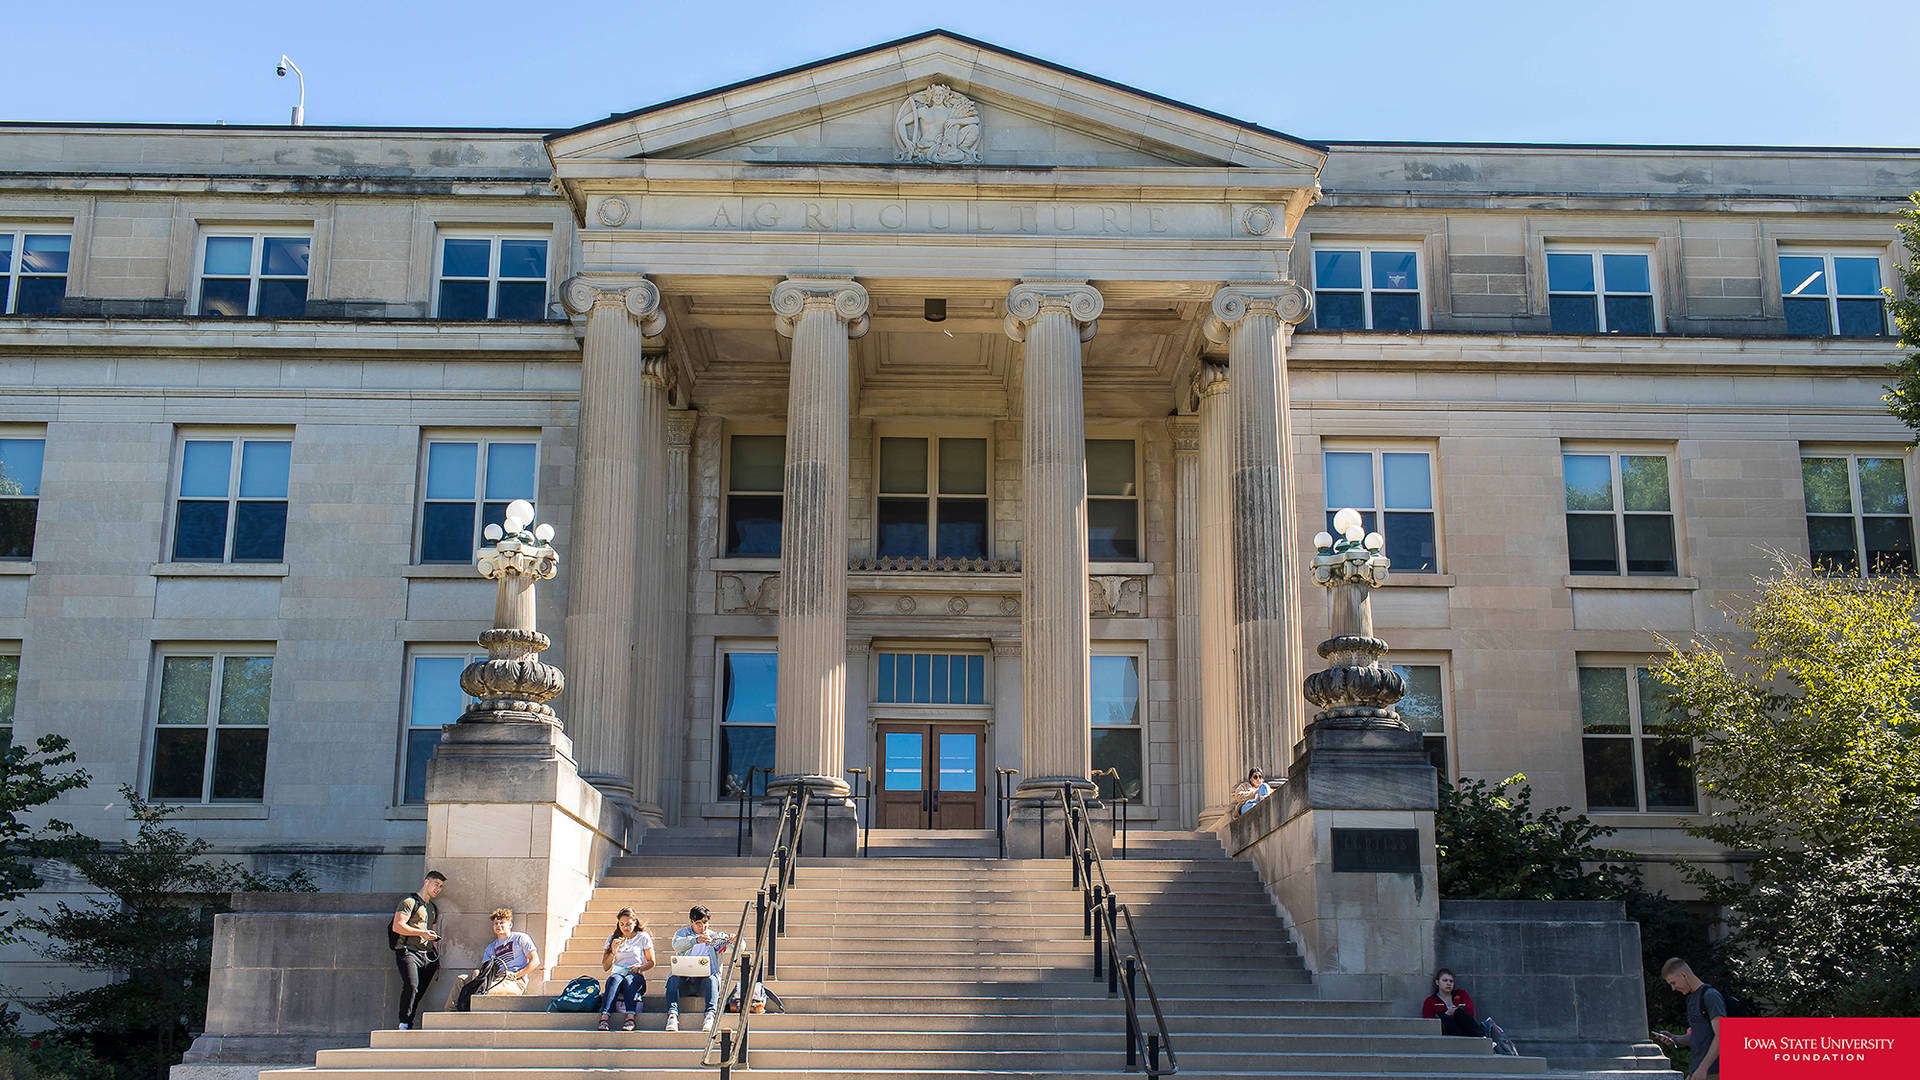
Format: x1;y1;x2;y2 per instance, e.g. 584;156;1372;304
1303;507;1407;731
457;498;565;726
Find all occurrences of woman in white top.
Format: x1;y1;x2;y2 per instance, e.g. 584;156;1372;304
598;908;656;1031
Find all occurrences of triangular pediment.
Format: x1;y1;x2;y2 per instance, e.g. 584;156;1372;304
547;30;1326;173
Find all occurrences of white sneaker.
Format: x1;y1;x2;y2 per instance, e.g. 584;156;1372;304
702;1011;716;1033
664;1013;679;1033
397;1022;409;1030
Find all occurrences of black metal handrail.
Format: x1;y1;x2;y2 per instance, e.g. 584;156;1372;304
1091;767;1130;860
845;767;871;857
1061;781;1178;1077
734;766;774;857
994;767;1019;859
704;783;811;1078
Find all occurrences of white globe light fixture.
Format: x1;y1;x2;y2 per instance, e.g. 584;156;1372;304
1364;531;1385;552
533;523;555;543
483;523;504;542
503;499;534;534
1331;507;1363;538
1313;530;1334;549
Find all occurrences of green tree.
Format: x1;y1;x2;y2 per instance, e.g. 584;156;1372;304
1436;773;1638;900
1882;193;1920;438
1651;554;1920;1014
1;733;93;1032
24;787;312;1080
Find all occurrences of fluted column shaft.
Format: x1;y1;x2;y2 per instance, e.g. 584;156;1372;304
560;276;665;804
1206;283;1312;771
1005;281;1103;795
656;411;696;824
1193;364;1240;820
624;360;670;825
770;277;868;796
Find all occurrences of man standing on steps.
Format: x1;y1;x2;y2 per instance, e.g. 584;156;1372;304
389;870;445;1030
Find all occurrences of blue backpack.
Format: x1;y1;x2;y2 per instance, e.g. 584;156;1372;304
547;975;602;1012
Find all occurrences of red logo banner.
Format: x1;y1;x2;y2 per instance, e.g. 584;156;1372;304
1721;1019;1920;1078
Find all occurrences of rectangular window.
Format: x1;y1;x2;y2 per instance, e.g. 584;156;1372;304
0;650;17;749
1;230;71;315
1312;246;1422;330
434;235;551;320
1323;448;1437;572
1090;652;1143;802
1087;439;1139;561
718;650;777;798
1392;662;1448;776
1563;451;1678;576
726;434;785;557
148;650;274;803
1802;453;1914;575
876;436;989;560
0;436;46;559
874;651;986;704
1579;664;1696;813
196;233;311;317
401;649;482;804
1547;249;1655;334
1780;251;1886;336
170;436;291;563
417;437;538;563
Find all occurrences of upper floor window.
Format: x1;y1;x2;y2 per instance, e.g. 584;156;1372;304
1;230;70;315
1780;251;1886;336
1579;664;1695;813
1547;249;1654;334
401;648;482;804
197;233;311;318
1087;439;1139;561
1802;453;1913;575
1392;661;1448;776
1323;448;1437;573
0;436;46;560
171;436;291;563
1563;450;1677;576
877;436;989;561
1312;246;1421;330
0;648;17;750
435;235;550;320
418;437;537;563
725;435;785;558
148;649;274;803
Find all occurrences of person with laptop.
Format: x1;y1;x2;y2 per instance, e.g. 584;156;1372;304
665;905;729;1033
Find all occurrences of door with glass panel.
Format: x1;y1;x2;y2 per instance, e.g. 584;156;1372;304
876;723;985;829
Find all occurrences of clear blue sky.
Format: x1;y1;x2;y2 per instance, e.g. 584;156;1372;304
7;0;1914;146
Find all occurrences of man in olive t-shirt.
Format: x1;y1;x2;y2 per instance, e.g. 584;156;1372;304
389;871;445;1029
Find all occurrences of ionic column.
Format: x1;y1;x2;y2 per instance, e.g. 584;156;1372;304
1169;416;1203;825
622;360;671;828
560;275;666;805
1004;280;1103;798
1191;362;1240;823
769;276;868;797
1204;283;1312;772
655;410;696;824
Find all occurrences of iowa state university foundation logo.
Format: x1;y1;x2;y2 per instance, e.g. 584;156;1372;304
1723;1019;1920;1078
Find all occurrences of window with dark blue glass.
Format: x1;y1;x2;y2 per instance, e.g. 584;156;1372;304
2;231;70;315
171;437;291;562
436;236;550;320
1090;654;1142;801
719;651;777;798
1579;665;1695;814
1087;439;1139;561
402;652;481;803
877;436;989;560
1312;247;1421;330
0;437;45;559
196;234;309;317
1562;451;1677;576
1323;449;1437;573
1547;250;1654;334
726;435;785;557
1780;252;1884;336
418;438;537;563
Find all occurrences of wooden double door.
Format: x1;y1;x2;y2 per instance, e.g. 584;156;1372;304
875;722;986;829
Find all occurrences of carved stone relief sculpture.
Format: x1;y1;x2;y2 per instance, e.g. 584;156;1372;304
718;572;781;615
894;84;982;165
1088;575;1148;618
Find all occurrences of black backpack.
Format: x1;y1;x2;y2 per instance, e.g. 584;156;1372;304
1700;983;1757;1018
388;893;431;952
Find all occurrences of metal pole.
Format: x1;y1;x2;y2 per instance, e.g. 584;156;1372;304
1125;957;1139;1065
1148;1033;1160;1076
720;1029;733;1080
1092;902;1104;979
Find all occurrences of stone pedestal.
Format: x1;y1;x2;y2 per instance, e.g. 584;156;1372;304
1004;798;1112;861
748;795;861;859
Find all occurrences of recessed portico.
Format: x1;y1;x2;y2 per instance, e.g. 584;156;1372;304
543;32;1326;842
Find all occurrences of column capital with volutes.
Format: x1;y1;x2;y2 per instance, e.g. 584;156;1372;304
1202;282;1311;345
772;276;870;340
1003;280;1103;343
561;274;666;335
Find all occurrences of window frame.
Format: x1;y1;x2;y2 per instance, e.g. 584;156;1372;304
872;430;993;561
1544;246;1659;334
1310;243;1427;331
430;231;554;321
1319;441;1442;573
414;433;541;565
1777;248;1889;337
1800;449;1916;576
144;645;276;805
1389;656;1451;779
1089;643;1147;804
0;429;47;561
1561;446;1681;578
192;231;313;318
166;430;294;564
1577;660;1698;814
722;429;786;559
870;644;992;712
1085;436;1142;563
0;227;73;316
0;644;18;750
716;642;778;800
398;646;485;805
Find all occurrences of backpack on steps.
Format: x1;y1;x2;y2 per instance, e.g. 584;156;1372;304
546;975;602;1012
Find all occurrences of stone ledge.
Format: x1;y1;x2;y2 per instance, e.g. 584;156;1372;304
1563;574;1701;591
1381;573;1455;588
137;803;269;820
151;562;288;578
403;564;485;580
0;561;33;575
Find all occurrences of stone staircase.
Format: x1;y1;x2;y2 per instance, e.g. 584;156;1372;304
263;828;1672;1080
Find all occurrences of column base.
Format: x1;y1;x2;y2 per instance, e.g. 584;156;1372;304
750;797;860;858
768;772;852;798
1004;799;1111;860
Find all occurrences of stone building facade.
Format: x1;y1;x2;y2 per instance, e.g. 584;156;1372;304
2;32;1916;975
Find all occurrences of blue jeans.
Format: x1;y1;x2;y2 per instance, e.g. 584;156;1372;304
665;974;717;1014
601;971;645;1015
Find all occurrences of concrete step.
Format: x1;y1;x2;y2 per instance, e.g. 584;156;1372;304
425;1009;1426;1033
554;941;1304;964
308;1046;1546;1073
371;1028;1480;1054
468;991;1353;1015
270;1071;1592;1080
529;969;1317;995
